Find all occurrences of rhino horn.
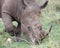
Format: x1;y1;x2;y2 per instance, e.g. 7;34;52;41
44;25;52;36
39;25;52;41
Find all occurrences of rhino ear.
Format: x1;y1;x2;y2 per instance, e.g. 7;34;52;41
23;0;30;7
40;0;48;9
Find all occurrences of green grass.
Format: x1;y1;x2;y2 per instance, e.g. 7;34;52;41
0;22;60;48
0;0;60;48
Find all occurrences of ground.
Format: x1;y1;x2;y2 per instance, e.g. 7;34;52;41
0;18;60;48
0;0;60;48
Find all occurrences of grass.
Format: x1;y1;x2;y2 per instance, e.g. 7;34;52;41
0;22;60;48
0;0;60;48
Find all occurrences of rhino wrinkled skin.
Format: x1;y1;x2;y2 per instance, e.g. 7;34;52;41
0;0;52;45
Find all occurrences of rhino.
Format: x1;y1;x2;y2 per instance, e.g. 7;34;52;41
0;0;52;45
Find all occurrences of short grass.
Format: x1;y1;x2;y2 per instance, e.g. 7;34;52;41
0;18;60;48
0;0;60;48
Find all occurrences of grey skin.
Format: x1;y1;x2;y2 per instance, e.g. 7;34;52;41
0;0;52;45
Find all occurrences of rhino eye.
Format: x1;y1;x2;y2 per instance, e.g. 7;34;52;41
28;26;30;29
27;26;31;31
23;6;26;10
